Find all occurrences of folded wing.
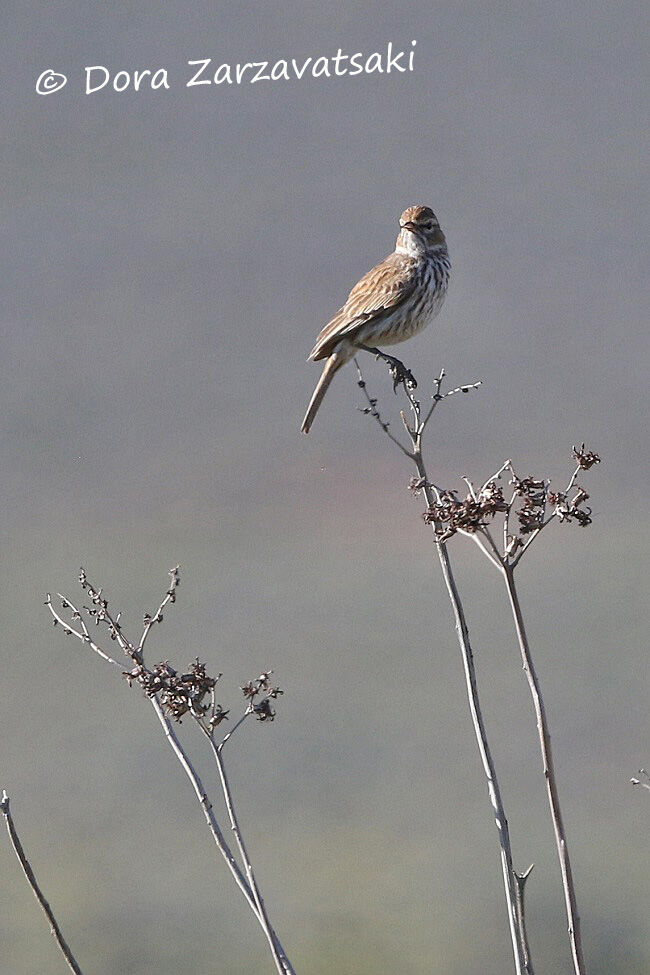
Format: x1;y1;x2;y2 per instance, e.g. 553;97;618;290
309;253;417;361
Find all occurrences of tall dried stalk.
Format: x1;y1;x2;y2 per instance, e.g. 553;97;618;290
355;357;533;974
421;446;600;975
42;568;294;975
503;566;585;975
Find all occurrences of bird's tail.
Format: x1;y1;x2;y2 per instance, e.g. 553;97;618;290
301;353;346;434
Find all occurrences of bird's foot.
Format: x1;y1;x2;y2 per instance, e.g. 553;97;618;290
360;346;417;393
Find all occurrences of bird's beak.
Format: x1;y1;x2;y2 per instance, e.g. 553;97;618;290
401;221;416;232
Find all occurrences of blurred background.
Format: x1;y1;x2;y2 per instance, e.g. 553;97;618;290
2;2;648;972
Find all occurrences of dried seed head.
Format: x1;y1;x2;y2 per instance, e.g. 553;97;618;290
573;444;601;470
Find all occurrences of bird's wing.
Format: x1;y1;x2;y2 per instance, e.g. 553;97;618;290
308;253;417;361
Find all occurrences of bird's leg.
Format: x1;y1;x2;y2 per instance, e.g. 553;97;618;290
358;346;418;393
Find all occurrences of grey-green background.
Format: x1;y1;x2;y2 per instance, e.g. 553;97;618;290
2;2;648;973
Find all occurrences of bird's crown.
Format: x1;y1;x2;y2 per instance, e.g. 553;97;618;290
397;205;445;250
400;205;439;231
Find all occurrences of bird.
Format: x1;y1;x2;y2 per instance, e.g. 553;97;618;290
301;205;450;434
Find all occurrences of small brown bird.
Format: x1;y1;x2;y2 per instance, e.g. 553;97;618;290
301;205;450;434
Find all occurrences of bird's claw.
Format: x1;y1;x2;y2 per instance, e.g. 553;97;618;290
387;359;417;393
360;346;417;392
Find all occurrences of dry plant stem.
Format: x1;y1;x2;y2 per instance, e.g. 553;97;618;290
502;565;586;975
1;792;84;975
45;597;261;919
148;700;265;920
356;362;531;975
514;865;534;975
161;706;293;975
45;588;294;975
415;457;531;975
427;454;593;974
206;732;293;975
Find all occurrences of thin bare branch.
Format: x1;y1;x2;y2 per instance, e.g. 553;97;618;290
356;360;481;457
420;367;446;430
514;864;535;975
481;460;512;496
46;594;123;669
421;373;482;433
205;733;292;975
46;571;295;975
502;565;585;975
479;528;506;568
1;792;84;975
218;710;253;752
461;529;504;572
461;476;478;501
137;566;180;654
355;359;414;458
147;698;263;918
414;454;531;975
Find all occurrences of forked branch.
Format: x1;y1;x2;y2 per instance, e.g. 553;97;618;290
355;359;532;975
44;568;294;975
417;441;600;975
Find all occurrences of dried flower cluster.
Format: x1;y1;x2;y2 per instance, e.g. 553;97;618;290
121;660;284;727
423;481;508;539
242;671;284;721
573;443;601;471
124;657;227;725
420;446;600;557
546;486;593;528
510;470;595;535
47;566;283;736
510;476;548;535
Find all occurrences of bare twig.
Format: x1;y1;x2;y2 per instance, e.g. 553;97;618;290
137;565;180;654
502;566;585;975
417;461;531;975
514;864;535;975
355;359;415;459
205;733;289;975
46;570;294;975
147;696;266;918
1;792;84;975
218;710;253;751
462;529;504;571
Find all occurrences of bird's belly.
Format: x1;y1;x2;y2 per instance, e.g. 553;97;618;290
366;288;446;347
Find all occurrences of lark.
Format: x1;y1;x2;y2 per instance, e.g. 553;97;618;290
301;205;450;433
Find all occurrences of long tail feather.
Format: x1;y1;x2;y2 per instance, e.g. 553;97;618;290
301;354;344;434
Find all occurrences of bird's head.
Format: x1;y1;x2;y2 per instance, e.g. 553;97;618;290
397;205;446;253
